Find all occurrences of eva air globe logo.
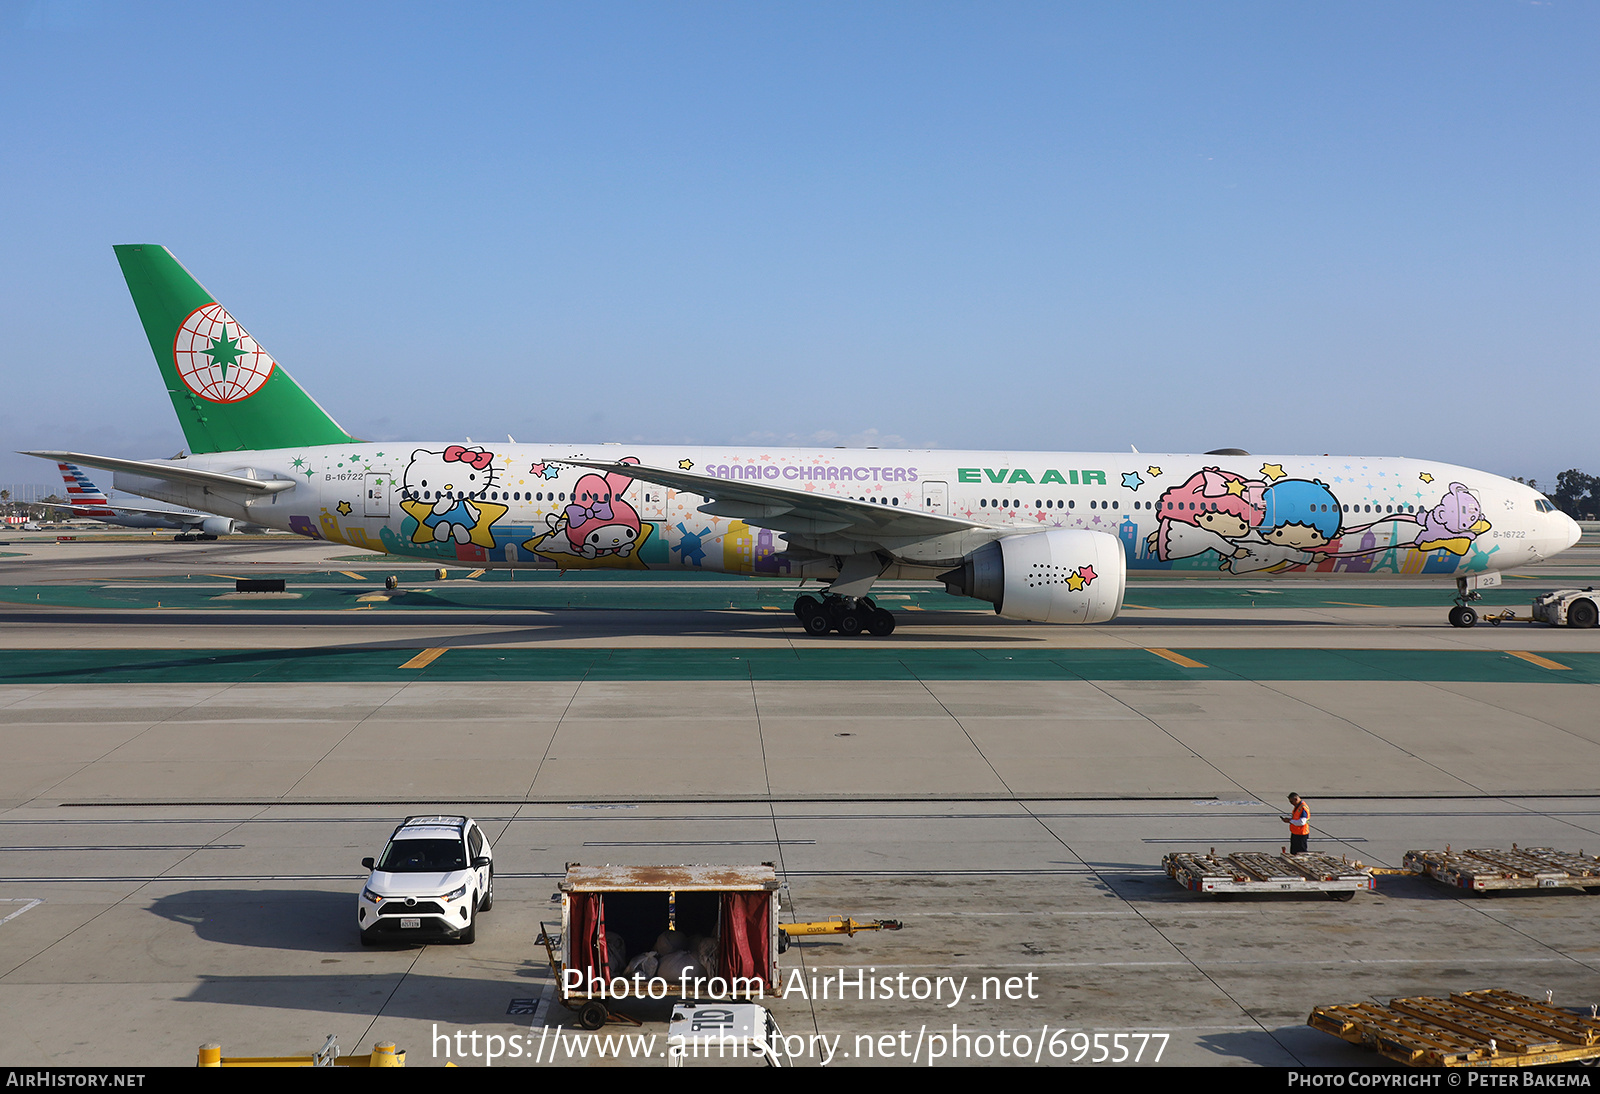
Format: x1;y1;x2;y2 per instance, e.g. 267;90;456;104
172;303;275;402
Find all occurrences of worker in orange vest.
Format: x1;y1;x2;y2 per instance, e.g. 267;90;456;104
1281;793;1310;853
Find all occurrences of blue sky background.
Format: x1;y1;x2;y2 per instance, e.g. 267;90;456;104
1;1;1595;490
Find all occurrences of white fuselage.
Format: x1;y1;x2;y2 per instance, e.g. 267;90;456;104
115;444;1580;582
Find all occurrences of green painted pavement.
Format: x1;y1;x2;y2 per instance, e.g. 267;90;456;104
0;576;1573;614
0;647;1595;685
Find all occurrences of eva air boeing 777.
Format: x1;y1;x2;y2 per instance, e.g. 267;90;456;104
26;245;1583;634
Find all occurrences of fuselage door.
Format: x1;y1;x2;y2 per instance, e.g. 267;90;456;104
364;472;392;518
629;480;668;521
921;480;949;516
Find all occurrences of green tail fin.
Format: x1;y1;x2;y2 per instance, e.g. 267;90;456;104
114;244;354;453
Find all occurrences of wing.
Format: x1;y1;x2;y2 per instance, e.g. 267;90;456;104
559;458;997;548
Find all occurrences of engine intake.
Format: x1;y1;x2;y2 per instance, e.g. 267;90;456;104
940;529;1126;624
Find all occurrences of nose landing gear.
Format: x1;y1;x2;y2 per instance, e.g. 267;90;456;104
793;594;896;636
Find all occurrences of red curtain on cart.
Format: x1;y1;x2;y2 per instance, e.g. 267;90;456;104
568;892;602;982
718;891;772;989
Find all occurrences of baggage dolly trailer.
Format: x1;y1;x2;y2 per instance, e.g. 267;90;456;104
1309;988;1600;1067
540;863;783;1030
1404;845;1600;894
1164;849;1375;900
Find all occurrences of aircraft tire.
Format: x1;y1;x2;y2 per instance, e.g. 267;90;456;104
836;611;864;637
803;611;832;637
1568;599;1598;629
866;608;896;636
793;594;822;621
1448;605;1477;629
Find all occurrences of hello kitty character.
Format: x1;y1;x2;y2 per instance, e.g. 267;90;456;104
402;445;499;544
560;459;643;559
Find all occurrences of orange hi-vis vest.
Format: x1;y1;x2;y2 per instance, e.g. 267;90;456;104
1290;802;1310;836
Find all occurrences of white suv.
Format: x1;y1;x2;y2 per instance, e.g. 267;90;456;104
357;815;493;945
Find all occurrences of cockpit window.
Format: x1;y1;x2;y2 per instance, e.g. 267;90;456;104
1535;499;1555;513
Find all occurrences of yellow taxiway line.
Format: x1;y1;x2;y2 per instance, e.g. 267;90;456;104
1506;650;1571;671
400;648;450;669
1146;648;1207;669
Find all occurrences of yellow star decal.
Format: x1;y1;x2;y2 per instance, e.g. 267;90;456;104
1260;463;1286;482
336;501;352;516
1146;466;1162;478
1225;480;1245;496
679;458;694;470
1419;472;1433;484
1065;570;1086;592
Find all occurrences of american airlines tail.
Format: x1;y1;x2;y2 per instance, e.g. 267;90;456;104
57;462;115;517
113;245;354;454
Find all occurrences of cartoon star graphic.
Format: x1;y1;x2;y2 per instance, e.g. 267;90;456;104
1065;570;1086;592
539;464;561;480
1146;466;1162;478
1036;511;1048;522
679;458;694;470
1225;479;1246;496
1260;463;1286;482
529;462;547;477
1079;565;1097;585
1419;472;1434;484
336;501;352;516
1121;471;1143;491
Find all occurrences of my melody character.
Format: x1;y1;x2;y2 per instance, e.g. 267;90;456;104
1146;467;1266;564
558;459;643;559
1412;482;1490;555
402;445;501;545
1224;478;1343;574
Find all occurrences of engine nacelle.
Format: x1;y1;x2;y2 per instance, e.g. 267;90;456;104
198;516;236;536
940;529;1126;623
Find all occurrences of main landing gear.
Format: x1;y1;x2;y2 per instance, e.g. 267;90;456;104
793;594;896;637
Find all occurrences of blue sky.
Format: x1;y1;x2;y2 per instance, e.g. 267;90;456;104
1;1;1595;490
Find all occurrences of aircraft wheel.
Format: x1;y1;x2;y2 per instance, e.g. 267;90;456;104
1568;599;1598;629
866;608;896;636
1448;606;1477;629
836;611;864;637
793;594;821;621
803;611;832;636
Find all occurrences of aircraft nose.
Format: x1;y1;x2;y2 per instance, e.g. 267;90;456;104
1564;512;1582;549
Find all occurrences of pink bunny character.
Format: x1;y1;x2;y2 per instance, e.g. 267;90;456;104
562;459;643;559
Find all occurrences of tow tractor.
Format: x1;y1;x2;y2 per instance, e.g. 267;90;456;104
1450;572;1598;629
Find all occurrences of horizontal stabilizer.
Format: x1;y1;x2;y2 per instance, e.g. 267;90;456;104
21;451;296;495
